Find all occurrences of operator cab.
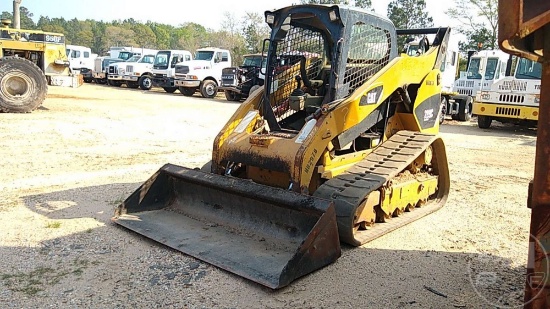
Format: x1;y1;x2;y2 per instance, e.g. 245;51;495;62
262;5;397;132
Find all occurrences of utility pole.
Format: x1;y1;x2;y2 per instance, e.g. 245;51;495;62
13;0;22;29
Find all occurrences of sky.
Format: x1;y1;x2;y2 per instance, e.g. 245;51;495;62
0;0;460;31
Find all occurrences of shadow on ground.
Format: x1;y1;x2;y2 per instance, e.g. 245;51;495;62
0;184;530;308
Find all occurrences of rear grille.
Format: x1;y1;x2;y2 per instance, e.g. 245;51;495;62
496;107;521;117
499;94;525;103
175;66;189;74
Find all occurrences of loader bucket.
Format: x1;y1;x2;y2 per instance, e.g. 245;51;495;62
112;163;341;289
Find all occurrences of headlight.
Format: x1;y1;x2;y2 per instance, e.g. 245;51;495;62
189;75;198;80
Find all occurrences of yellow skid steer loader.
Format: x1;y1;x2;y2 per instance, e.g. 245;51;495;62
113;4;451;289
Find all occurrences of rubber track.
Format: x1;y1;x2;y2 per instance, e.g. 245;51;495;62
313;130;446;246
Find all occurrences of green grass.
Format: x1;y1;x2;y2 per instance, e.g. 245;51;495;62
45;221;61;229
1;258;96;296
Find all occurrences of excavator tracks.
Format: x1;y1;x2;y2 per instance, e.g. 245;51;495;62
313;130;450;246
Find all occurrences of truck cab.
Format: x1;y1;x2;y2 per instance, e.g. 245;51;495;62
121;53;157;90
435;49;511;122
473;57;541;128
174;47;231;98
66;44;97;82
107;54;142;87
453;50;511;96
151;50;193;93
108;46;157;61
219;53;266;101
92;56;124;84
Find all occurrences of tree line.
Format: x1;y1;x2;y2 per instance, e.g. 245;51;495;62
0;7;269;65
303;0;499;51
1;0;497;65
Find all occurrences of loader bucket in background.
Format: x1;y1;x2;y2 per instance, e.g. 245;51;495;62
112;164;341;289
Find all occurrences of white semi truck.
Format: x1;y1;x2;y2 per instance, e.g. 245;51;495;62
473;56;541;128
151;49;193;93
107;54;143;87
445;50;512;121
174;47;232;98
92;56;124;84
121;53;157;90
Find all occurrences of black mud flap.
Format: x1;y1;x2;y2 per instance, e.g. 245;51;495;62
112;164;341;289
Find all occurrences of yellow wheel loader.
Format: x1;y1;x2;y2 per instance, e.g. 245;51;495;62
0;19;70;113
113;4;451;289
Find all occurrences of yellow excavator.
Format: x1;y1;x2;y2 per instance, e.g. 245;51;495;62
113;4;451;289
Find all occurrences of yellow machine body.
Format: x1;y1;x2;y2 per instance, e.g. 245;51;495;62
113;5;451;289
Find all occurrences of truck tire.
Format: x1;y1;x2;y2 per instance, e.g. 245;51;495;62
0;57;48;113
200;80;218;98
163;87;177;93
126;81;139;89
458;97;473;121
439;96;447;125
224;90;239;101
179;87;195;96
477;115;492;129
139;75;152;90
108;80;122;87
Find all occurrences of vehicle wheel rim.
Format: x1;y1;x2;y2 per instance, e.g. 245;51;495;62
206;84;216;96
1;72;32;102
440;103;446;123
143;78;151;88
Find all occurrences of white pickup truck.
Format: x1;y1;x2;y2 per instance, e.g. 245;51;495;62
121;53;157;90
174;47;231;98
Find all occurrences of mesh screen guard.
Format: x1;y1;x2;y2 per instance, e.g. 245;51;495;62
264;22;392;129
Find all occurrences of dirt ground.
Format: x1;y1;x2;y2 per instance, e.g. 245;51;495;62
0;83;537;308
